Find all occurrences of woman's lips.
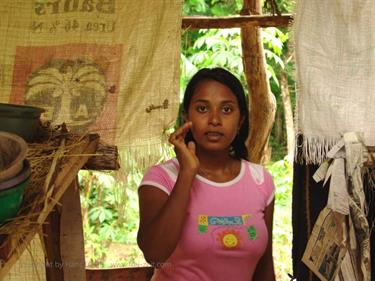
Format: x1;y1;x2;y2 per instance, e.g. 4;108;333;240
205;131;223;141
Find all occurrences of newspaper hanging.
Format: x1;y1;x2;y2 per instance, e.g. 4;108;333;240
302;208;347;281
0;0;182;168
303;132;371;281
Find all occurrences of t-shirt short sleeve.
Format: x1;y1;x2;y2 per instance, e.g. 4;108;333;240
139;161;177;195
247;161;276;207
262;169;276;206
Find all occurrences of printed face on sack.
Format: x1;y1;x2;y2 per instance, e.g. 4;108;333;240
25;59;108;132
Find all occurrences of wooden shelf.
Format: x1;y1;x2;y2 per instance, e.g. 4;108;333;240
0;133;99;280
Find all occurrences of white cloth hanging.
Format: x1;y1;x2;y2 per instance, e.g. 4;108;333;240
294;0;375;164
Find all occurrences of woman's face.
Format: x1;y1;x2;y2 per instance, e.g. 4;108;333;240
184;79;243;155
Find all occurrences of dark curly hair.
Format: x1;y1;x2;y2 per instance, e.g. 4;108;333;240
181;67;249;160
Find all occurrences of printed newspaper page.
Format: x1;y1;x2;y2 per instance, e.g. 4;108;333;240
302;208;347;281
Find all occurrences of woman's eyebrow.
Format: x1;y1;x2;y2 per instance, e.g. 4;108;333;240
191;99;209;103
191;99;236;104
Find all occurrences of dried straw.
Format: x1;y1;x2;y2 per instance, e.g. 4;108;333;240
0;125;100;278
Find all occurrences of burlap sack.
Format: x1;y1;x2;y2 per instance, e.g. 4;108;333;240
0;0;182;168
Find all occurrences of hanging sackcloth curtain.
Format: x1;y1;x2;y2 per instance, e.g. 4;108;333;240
292;0;375;280
294;0;375;164
0;0;183;170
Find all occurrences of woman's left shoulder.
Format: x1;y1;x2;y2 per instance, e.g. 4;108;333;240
242;159;273;186
242;160;275;205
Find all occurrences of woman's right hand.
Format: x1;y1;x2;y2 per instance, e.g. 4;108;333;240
139;121;200;263
169;121;199;176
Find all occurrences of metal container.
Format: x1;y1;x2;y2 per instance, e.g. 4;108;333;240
0;132;28;183
0;103;45;142
0;160;30;224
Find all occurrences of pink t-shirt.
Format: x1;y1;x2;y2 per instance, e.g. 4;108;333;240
140;158;275;281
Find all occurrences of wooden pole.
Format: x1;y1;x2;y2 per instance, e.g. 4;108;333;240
43;210;64;281
182;14;292;29
60;178;86;281
83;142;120;170
241;0;277;163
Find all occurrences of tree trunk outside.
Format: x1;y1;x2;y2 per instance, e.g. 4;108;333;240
241;0;276;164
275;105;283;144
280;70;295;163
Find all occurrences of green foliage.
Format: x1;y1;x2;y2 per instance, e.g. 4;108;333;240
265;0;296;14
267;160;293;280
269;134;287;161
181;27;288;97
181;28;244;86
183;0;242;16
79;169;144;267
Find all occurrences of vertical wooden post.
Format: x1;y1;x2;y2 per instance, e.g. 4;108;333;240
241;0;276;164
42;178;86;281
43;210;64;281
60;178;86;281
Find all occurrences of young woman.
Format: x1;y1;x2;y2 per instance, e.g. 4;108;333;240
137;67;276;281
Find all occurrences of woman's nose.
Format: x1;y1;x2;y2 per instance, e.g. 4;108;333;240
208;110;221;125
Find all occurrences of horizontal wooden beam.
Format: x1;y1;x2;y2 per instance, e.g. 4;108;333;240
83;142;120;171
182;14;293;29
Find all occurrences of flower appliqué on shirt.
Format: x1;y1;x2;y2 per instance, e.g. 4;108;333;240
217;229;241;249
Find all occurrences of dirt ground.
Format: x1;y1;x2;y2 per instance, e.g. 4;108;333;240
104;243;148;268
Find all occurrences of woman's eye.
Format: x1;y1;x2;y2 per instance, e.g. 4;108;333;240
222;106;232;113
196;105;207;112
